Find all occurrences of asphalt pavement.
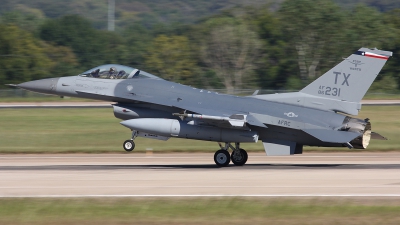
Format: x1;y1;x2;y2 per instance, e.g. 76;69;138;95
0;152;399;197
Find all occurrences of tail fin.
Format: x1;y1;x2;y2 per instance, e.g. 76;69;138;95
251;48;392;115
300;47;392;102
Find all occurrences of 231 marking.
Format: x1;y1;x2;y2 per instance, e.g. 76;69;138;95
318;86;341;97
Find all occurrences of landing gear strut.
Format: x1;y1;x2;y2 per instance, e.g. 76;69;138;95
123;130;137;152
214;142;248;167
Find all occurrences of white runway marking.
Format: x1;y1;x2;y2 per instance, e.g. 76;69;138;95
1;194;400;198
0;186;397;189
0;156;203;159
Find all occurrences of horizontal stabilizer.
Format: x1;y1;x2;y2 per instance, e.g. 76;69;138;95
371;132;388;140
303;129;360;143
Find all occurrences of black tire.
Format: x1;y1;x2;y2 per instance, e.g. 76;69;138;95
231;149;248;166
240;149;248;164
214;149;230;167
123;140;135;151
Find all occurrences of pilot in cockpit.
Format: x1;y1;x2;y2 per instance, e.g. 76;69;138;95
108;67;117;79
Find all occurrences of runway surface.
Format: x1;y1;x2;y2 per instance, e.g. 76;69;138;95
0;152;399;197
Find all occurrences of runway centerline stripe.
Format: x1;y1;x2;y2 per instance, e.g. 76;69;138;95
1;194;400;198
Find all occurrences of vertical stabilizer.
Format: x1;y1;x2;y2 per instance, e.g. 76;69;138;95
300;48;392;103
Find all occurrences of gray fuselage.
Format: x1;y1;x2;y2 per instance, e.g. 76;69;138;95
50;75;348;147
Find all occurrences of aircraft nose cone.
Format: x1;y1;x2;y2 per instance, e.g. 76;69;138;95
18;78;60;94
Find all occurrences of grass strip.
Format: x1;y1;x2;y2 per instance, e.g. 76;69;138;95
0;198;399;225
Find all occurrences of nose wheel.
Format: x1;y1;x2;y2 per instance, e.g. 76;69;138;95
123;140;135;151
123;130;138;152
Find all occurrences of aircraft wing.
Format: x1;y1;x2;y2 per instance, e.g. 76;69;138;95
302;129;361;143
76;89;266;129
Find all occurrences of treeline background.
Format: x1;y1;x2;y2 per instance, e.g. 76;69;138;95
1;0;400;94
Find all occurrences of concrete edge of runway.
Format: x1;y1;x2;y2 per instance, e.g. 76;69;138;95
2;194;400;198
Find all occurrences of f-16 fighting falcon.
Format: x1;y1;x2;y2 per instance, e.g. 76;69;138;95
16;47;391;167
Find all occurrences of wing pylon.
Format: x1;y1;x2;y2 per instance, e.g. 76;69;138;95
172;113;267;129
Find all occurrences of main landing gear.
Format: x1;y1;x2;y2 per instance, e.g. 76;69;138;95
214;142;248;167
123;130;137;152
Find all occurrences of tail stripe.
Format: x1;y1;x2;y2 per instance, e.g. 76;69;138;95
354;51;389;60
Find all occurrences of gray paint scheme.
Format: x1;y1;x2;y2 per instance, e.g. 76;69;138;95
17;48;391;156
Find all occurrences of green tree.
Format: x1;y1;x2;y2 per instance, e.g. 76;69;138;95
145;35;196;84
201;21;262;93
0;9;45;33
43;43;79;77
343;5;396;49
121;23;154;68
249;7;294;90
279;0;346;85
0;24;53;86
342;5;398;93
39;15;126;69
379;9;400;91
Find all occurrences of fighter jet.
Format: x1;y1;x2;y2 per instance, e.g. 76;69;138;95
17;47;391;167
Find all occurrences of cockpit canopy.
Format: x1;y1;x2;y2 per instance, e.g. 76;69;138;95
79;64;162;80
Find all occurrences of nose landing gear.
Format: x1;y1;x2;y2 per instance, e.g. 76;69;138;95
123;140;135;151
123;130;138;152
